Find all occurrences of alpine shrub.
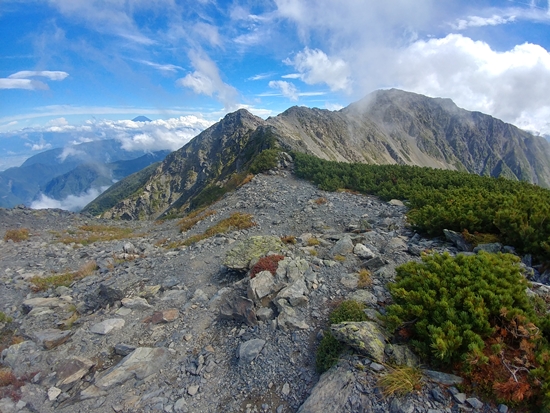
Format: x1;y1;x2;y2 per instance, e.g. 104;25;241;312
249;255;285;278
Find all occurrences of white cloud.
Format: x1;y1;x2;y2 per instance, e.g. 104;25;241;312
268;80;299;101
177;50;239;110
281;74;301;79
58;146;85;162
0;71;69;90
137;60;183;73
452;14;516;30
8;71;69;81
325;102;344;111
94;115;214;152
391;34;550;135
286;48;351;92
248;73;274;81
30;186;110;212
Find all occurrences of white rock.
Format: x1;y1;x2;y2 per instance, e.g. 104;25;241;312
48;386;62;401
90;318;125;335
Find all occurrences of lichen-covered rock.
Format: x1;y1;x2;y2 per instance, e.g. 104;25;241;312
385;344;420;367
330;321;388;363
224;236;285;270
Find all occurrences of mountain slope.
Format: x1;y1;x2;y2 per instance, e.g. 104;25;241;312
0;139;169;208
90;89;550;220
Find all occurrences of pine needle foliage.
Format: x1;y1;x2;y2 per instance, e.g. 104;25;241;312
386;251;550;410
293;152;550;263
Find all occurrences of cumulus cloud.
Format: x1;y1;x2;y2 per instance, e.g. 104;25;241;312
177;50;239;110
0;71;69;90
285;48;351;92
93;115;214;152
391;34;550;135
25;136;52;151
268;80;299;101
30;186;110;212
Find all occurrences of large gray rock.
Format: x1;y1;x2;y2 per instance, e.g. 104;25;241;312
55;357;95;391
219;296;257;326
276;257;310;283
33;329;73;350
121;297;152;310
1;341;41;376
330;321;387;363
443;229;472;252
224;236;285;270
275;299;310;331
330;235;354;256
297;364;356;413
348;289;377;305
276;279;308;307
93;347;169;390
238;339;266;364
248;270;282;302
423;369;463;385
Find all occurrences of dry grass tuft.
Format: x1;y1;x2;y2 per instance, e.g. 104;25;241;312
357;268;372;288
55;225;133;245
377;365;423;397
30;260;97;291
307;237;320;246
314;197;327;205
178;208;216;232
281;235;297;244
182;212;255;246
334;254;346;262
3;228;30;242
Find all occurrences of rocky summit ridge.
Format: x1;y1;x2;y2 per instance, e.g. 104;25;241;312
84;89;550;221
1;159;549;413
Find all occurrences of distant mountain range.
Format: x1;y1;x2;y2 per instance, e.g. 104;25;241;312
0;139;169;209
83;89;550;220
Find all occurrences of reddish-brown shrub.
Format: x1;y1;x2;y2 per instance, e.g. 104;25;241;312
249;255;285;278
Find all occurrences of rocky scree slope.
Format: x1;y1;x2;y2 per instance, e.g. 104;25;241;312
2;165;547;413
87;89;550;220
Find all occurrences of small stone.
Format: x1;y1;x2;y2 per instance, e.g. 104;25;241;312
187;385;199;396
353;243;375;259
90;318;125;335
369;362;385;372
238;339;266;364
148;309;179;324
282;382;290;396
466;398;483;409
174;397;188;413
453;393;467;404
48;386;62;401
114;343;136;356
498;404;509;413
121;297;152;310
431;387;446;404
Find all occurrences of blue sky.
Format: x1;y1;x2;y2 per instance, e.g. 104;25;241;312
1;0;550;169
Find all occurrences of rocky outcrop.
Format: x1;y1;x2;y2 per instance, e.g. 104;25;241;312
91;89;550;220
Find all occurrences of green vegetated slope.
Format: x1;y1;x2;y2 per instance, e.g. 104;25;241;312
295;151;550;409
293;152;550;263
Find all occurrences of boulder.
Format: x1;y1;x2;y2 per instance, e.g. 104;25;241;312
276;279;308;307
330;321;387;363
275;299;310;331
1;341;41;376
330;235;354;256
297;364;356;412
353;243;375;259
443;229;472;252
248;270;281;302
238;339;266;364
347;289;377;306
94;347;169;390
219;296;257;326
55;357;95;391
224;236;285;270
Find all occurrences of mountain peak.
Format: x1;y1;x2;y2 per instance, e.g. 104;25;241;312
132;116;152;122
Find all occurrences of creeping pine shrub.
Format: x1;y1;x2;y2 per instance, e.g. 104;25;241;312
249;149;280;174
249;255;285;278
316;300;367;373
386;251;550;409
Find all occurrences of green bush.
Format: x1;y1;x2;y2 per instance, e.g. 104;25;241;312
293;152;550;263
316;300;367;373
249;149;279;174
386;251;550;409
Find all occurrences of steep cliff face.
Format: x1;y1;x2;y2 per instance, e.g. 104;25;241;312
85;89;550;220
95;109;268;220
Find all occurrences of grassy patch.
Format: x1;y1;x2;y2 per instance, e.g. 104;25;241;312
357;268;372;288
334;254;346;262
30;261;97;291
3;228;29;242
307;238;320;246
55;225;133;245
377;365;423;397
178;208;216;232
0;312;12;323
181;212;256;246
